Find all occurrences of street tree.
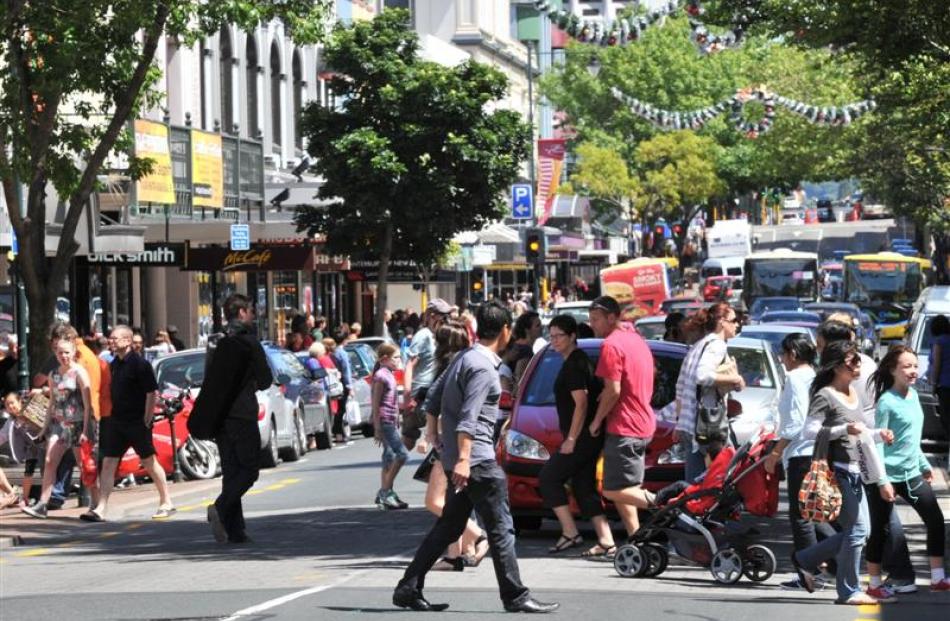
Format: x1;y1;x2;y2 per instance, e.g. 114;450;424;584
711;0;950;278
294;9;530;335
559;141;643;226
0;0;333;373
540;15;864;208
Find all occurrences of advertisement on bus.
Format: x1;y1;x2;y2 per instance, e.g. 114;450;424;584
599;259;670;319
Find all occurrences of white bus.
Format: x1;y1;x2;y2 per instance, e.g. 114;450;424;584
742;249;820;308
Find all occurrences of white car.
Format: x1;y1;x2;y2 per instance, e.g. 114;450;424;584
725;337;785;445
781;211;804;226
553;301;592;325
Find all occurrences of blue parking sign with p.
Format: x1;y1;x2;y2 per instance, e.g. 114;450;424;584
511;184;533;220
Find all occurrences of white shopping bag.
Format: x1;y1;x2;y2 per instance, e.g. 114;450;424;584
344;398;362;427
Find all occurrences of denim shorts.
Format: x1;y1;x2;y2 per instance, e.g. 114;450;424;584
380;422;409;468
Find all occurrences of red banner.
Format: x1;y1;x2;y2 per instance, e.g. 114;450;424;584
536;139;566;226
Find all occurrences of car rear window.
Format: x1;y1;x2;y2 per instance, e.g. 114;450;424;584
521;346;682;410
155;353;205;388
728;346;776;389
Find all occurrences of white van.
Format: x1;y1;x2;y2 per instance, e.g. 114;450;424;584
700;257;745;285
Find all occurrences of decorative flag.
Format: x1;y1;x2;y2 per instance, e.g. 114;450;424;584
536;139;566;226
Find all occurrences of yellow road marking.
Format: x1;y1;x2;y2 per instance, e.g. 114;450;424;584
14;548;50;557
857;605;881;613
126;523;144;530
98;531;120;539
246;490;264;496
279;478;302;484
264;484;286;491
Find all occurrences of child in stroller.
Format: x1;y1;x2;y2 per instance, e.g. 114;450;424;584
614;428;780;584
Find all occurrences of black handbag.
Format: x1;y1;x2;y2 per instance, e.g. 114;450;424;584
412;447;440;483
693;341;730;445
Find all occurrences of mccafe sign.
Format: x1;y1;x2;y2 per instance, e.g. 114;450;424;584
83;243;185;266
184;244;349;272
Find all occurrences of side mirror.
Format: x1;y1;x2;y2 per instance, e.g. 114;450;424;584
309;366;328;381
275;373;292;386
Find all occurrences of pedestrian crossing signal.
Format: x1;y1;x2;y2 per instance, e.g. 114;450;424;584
471;267;486;303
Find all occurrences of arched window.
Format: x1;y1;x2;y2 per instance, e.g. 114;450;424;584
292;50;303;150
220;27;234;134
246;34;259;138
270;41;282;149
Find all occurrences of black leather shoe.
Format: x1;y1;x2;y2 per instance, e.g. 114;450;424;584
504;597;560;613
392;587;449;612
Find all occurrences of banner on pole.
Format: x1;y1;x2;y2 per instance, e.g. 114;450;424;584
191;129;224;208
134;119;175;205
536;138;566;226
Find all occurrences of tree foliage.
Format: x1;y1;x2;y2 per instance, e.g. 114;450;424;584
0;0;333;372
294;9;530;331
539;15;866;214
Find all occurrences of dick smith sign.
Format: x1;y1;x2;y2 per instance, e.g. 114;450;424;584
83;243;185;266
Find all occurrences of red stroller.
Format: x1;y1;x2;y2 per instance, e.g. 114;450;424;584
613;428;780;584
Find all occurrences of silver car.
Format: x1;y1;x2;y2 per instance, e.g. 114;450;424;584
726;337;786;444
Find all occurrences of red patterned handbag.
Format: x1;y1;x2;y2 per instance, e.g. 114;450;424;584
798;428;842;523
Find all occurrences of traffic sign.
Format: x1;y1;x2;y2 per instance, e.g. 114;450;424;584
11;229;17;256
230;224;250;251
511;184;533;220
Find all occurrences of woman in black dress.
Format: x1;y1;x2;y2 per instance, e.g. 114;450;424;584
539;315;615;558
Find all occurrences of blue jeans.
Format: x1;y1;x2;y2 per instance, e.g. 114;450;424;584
380;422;409;469
796;468;869;602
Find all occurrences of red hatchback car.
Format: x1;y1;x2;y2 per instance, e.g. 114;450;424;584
702;275;737;302
497;338;687;531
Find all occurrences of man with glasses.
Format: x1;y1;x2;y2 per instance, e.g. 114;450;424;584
587;295;657;539
91;325;174;521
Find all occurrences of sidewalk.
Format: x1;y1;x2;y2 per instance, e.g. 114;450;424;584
0;471;222;549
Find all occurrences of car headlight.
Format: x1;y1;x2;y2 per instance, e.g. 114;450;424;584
505;429;550;461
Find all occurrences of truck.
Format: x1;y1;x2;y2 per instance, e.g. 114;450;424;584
705;219;752;259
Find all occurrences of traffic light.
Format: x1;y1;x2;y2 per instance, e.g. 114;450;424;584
471;267;486;303
672;223;683;237
654;225;665;239
525;227;545;263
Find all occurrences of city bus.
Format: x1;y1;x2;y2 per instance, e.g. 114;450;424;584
742;249;820;309
599;258;672;319
842;252;933;341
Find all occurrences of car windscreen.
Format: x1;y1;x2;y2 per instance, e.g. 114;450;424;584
728;346;776;389
155;353;205;388
636;321;666;341
555;307;590;324
750;298;800;315
521;346;682;410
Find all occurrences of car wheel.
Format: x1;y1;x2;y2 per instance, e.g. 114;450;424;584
315;412;333;450
361;423;375;438
281;413;304;462
261;422;279;468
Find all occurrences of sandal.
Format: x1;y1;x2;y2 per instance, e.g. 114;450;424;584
433;556;465;572
581;542;617;561
462;534;490;567
152;507;177;520
548;533;583;554
79;510;105;523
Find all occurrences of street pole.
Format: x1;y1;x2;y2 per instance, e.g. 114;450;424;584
525;40;541;308
12;160;29;390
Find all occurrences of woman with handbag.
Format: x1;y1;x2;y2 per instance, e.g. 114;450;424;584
791;340;897;605
866;345;950;594
416;320;488;571
673;302;745;482
538;315;615;558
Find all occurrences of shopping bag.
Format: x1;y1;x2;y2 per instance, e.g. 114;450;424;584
798;428;842;523
856;428;885;484
344;398;361;427
79;438;98;488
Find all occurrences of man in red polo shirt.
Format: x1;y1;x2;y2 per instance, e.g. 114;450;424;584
588;295;656;538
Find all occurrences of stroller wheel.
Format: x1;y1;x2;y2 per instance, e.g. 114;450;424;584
710;548;744;585
613;544;647;578
742;544;776;582
641;543;669;577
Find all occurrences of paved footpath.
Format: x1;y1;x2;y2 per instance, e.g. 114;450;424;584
1;439;948;621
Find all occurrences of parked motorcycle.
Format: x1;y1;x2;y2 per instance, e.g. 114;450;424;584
115;383;219;482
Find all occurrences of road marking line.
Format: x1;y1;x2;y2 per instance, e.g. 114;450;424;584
246;490;264;496
857;605;880;613
14;548;50;557
126;523;144;530
264;484;286;491
279;478;302;484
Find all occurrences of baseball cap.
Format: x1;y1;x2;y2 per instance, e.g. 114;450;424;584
426;298;453;315
589;295;621;316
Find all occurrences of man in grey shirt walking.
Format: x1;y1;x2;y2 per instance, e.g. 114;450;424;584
393;302;558;614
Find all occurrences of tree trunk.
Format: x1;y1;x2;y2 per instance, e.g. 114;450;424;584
374;220;394;337
933;230;950;285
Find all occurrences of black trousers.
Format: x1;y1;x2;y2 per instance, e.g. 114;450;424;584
398;461;530;607
867;475;946;563
538;432;604;518
214;418;261;538
786;456;839;553
332;386;349;436
936;387;950;440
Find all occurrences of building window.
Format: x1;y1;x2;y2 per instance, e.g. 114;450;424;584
292;51;303;150
220;27;234;134
246;35;259;138
270;41;282;150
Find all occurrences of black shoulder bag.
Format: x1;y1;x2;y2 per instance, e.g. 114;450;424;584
694;341;730;446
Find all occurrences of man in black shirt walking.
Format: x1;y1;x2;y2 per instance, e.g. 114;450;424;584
199;294;272;543
91;325;174;521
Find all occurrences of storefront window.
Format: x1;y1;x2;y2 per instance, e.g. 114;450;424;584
272;270;299;345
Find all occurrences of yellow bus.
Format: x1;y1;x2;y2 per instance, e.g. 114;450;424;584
842;252;933;340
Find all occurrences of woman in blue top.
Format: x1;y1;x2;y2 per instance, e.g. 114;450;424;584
867;345;950;593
